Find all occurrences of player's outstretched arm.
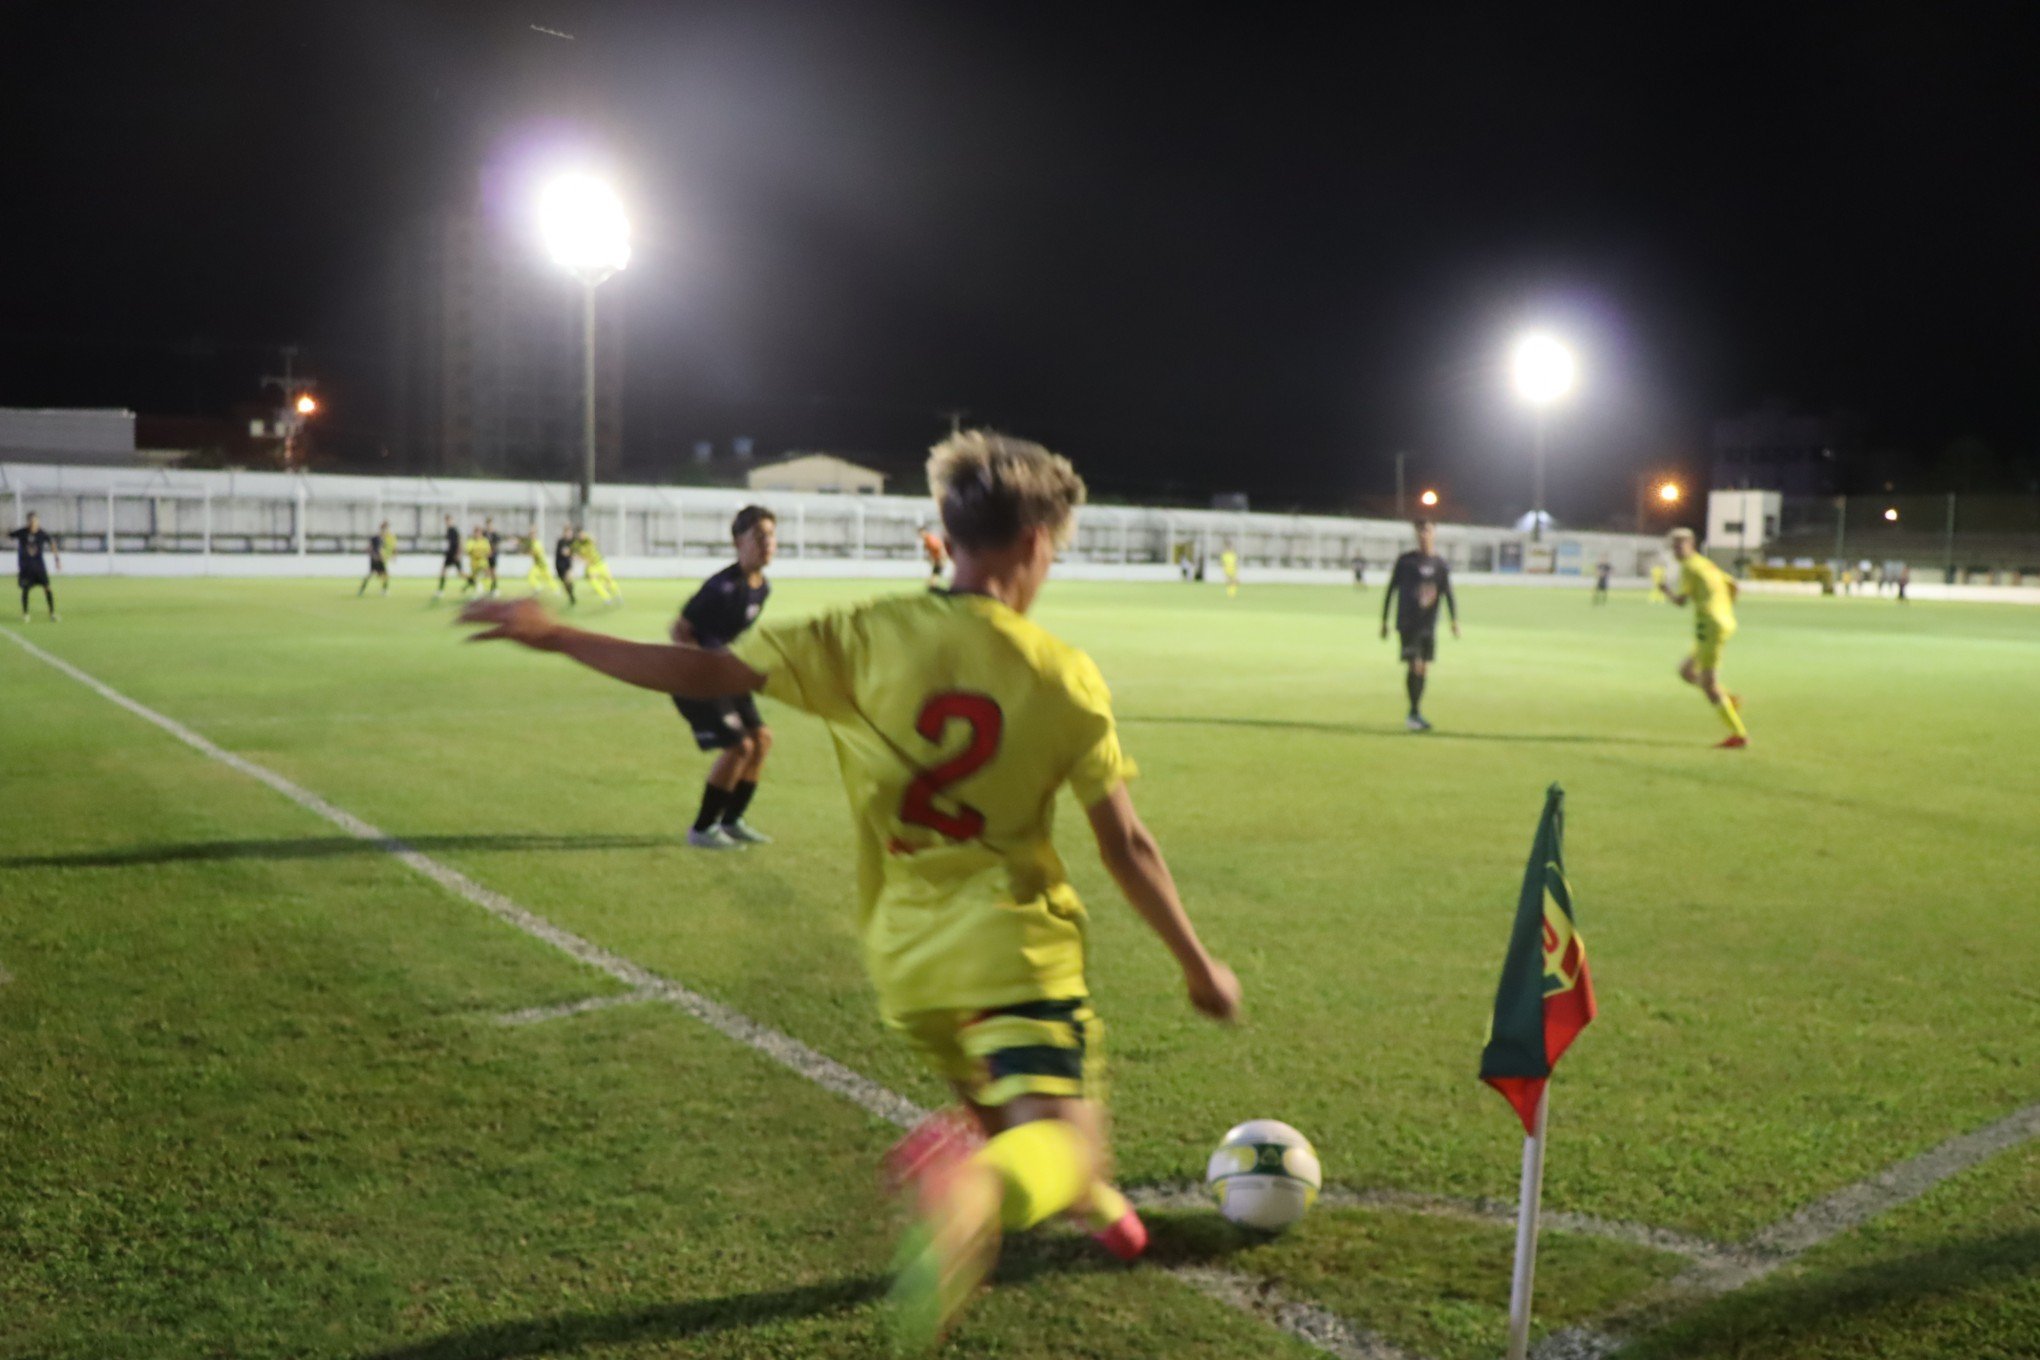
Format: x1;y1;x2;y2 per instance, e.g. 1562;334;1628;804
458;599;761;698
1085;783;1241;1023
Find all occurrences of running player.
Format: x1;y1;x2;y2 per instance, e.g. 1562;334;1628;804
1380;518;1459;731
1592;557;1612;605
574;528;621;604
457;430;1240;1348
462;526;492;596
554;524;578;605
358;521;397;596
1219;544;1240;598
671;505;778;848
1648;559;1668;604
521;526;560;594
920;522;948;586
11;512;59;621
434;515;468;596
1665;528;1748;748
482;517;502;595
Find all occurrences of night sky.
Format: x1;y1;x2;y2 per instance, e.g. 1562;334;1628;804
5;2;2036;519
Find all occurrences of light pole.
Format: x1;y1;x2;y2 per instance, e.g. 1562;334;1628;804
1509;333;1577;544
539;174;631;533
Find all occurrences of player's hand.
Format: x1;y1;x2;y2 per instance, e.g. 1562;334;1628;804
1185;957;1242;1023
458;598;562;649
1379;623;1389;641
1451;621;1461;639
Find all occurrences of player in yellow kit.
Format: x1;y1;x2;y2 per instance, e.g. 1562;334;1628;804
573;530;621;604
1219;544;1239;598
1665;528;1748;747
460;527;493;596
519;525;559;594
457;431;1240;1349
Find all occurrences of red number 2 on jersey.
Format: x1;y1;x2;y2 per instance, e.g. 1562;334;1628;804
899;693;1004;841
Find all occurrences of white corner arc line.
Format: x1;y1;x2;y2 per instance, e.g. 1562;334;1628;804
3;628;1410;1359
495;991;657;1026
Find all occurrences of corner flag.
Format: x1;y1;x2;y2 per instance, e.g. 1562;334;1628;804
1480;784;1596;1134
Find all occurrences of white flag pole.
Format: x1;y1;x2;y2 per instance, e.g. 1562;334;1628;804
1505;1085;1551;1360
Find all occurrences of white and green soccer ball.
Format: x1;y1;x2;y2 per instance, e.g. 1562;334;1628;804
1205;1119;1322;1231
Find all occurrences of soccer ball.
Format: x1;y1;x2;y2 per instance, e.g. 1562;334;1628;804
1205;1119;1321;1231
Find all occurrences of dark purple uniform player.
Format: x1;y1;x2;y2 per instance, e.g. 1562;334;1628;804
1380;519;1459;731
670;505;779;848
11;513;59;621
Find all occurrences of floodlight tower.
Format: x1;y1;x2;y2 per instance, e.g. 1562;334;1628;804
1509;333;1577;543
539;174;631;532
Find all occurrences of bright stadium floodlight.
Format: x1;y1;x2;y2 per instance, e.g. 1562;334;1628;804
1419;489;1440;508
1658;481;1681;504
1884;507;1900;522
1510;332;1577;406
538;173;632;529
1509;331;1577;543
295;393;318;416
539;174;632;281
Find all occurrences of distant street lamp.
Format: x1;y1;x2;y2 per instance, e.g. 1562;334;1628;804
1883;507;1900;522
1509;332;1577;543
539;173;631;531
295;394;318;417
1419;488;1440;509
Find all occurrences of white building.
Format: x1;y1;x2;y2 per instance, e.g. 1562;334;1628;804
746;453;885;495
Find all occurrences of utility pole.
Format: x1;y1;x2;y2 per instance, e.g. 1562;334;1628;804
261;344;318;470
1394;450;1406;522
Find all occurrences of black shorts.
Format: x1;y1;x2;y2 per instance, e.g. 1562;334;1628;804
1399;628;1436;663
555;556;574;578
673;693;765;751
367;558;388;576
18;564;49;588
487;554;499;570
442;552;462;570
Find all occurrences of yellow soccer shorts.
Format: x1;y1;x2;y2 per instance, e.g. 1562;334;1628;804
1690;616;1736;672
891;998;1105;1109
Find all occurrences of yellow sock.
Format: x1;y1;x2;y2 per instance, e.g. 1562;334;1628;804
1715;696;1747;737
1081;1181;1131;1232
971;1119;1089;1232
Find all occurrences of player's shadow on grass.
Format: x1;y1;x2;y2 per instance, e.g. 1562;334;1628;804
357;1273;886;1360
1124;714;1686;747
1635;1226;2040;1354
355;1217;1274;1359
0;833;687;870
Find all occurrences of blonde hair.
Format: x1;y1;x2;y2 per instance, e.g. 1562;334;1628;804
1668;527;1696;545
926;430;1086;550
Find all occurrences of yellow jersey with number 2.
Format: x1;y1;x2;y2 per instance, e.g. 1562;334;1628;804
730;591;1137;1020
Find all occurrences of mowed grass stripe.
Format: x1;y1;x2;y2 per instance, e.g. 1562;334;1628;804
1;623;1331;1360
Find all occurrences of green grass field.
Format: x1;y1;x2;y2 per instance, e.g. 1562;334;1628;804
3;576;2035;1360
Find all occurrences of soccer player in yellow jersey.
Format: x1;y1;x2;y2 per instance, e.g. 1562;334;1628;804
462;527;492;596
458;431;1240;1348
519;525;560;594
573;530;622;604
1219;544;1240;597
1666;528;1748;748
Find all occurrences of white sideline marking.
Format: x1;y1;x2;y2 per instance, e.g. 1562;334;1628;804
2;629;925;1132
3;629;1406;1358
495;991;656;1026
15;627;2040;1359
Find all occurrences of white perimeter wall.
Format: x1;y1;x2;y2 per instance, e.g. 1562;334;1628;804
2;461;1671;582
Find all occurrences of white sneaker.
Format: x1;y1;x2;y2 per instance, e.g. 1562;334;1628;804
687;826;745;850
721;820;773;845
1406;714;1432;732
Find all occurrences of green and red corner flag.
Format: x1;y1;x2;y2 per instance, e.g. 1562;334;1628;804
1481;784;1596;1134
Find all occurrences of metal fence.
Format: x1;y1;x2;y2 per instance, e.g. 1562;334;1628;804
0;461;1668;577
1773;493;2040;583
